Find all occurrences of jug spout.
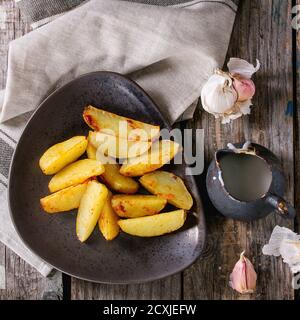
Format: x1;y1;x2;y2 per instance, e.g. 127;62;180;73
215;141;256;164
227;141;257;155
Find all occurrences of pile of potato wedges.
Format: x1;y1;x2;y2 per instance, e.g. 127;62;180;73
39;106;193;242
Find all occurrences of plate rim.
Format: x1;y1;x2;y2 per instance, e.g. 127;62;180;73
8;71;206;284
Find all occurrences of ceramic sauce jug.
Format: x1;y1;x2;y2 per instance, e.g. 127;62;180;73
206;142;296;221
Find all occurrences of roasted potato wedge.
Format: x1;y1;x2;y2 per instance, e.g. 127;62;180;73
40;181;89;213
39;136;87;175
140;171;193;210
118;210;186;237
111;195;167;218
76;181;108;242
120;140;180;177
88;131;151;159
87;137;139;194
99;191;120;241
101;165;138;194
83;105;160;141
86;138;97;160
49;159;105;193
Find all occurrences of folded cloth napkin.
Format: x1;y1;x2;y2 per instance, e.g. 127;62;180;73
1;0;238;124
0;113;53;277
15;0;239;28
0;0;237;277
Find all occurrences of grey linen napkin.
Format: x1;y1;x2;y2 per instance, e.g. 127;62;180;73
0;0;237;277
15;0;239;28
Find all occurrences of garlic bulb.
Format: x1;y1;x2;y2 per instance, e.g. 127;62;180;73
201;58;260;124
263;226;300;274
201;72;237;117
229;251;257;294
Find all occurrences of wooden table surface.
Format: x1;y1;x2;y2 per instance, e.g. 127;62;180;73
0;0;299;300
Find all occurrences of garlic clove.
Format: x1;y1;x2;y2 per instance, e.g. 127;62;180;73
201;73;238;115
233;77;256;102
227;58;260;79
229;251;257;294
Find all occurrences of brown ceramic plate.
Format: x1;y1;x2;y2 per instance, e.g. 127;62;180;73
8;72;206;284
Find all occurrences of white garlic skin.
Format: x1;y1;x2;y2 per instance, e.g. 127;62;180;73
228;58;261;79
201;73;237;115
262;226;300;257
229;252;257;294
201;58;260;124
263;226;300;274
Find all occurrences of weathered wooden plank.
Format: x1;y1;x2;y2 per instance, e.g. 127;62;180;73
0;0;296;300
0;0;63;300
0;245;5;290
183;0;295;300
0;0;15;295
0;248;63;300
71;275;181;300
295;0;300;300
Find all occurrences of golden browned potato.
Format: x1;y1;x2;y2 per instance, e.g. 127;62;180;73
111;195;167;218
98;191;120;241
39;136;88;175
86;138;97;160
118;210;186;237
86;135;139;194
48;159;105;193
88;131;151;159
76;180;108;242
40;181;89;213
120;140;180;177
139;171;193;210
83;105;160;141
101;166;139;194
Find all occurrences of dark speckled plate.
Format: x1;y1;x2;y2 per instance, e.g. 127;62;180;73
8;72;206;284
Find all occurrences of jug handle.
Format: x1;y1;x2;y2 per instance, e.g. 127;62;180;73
265;194;296;219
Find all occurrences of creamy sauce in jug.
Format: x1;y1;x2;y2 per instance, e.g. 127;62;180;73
219;153;273;202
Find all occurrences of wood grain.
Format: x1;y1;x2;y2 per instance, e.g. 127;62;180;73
0;0;63;300
71;276;181;300
0;0;297;300
295;0;300;300
183;0;295;300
